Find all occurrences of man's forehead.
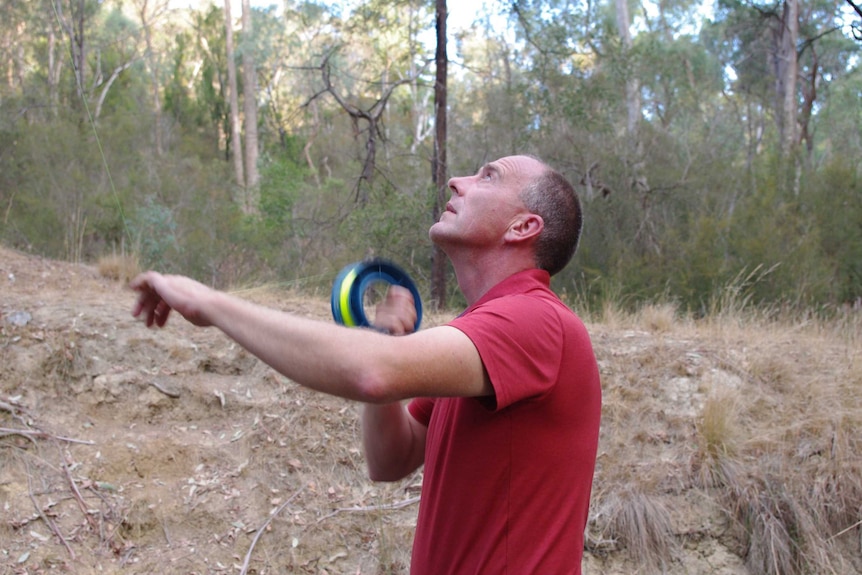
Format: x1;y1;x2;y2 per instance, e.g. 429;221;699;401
487;155;544;177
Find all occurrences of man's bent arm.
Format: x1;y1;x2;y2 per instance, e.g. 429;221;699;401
362;403;427;481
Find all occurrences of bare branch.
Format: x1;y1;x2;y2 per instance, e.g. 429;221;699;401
0;428;95;445
294;46;432;202
239;487;305;575
94;60;137;120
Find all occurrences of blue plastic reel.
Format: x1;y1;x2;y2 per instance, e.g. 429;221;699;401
330;259;423;331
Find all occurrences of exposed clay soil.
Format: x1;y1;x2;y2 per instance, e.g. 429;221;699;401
1;247;421;574
3;246;848;574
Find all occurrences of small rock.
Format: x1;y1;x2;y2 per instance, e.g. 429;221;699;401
5;310;31;327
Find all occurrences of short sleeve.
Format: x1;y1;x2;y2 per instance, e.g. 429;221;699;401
408;397;435;426
448;296;564;411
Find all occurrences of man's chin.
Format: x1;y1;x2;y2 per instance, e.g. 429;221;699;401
428;224;452;247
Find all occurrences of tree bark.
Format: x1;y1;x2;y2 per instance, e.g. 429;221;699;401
139;0;166;156
241;0;259;214
430;0;448;310
224;0;245;192
773;0;799;157
53;0;88;112
615;0;639;137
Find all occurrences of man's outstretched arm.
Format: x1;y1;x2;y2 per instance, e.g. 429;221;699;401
130;272;492;404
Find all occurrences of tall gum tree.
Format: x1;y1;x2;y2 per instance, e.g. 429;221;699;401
135;0;169;156
223;0;244;191
240;0;259;214
431;0;448;310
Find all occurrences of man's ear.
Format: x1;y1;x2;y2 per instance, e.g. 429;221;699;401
505;213;544;244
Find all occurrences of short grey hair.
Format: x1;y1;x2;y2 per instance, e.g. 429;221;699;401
520;166;583;276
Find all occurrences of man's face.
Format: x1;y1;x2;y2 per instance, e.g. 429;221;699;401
429;155;544;250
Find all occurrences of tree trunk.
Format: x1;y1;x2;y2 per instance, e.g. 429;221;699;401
430;0;448;310
47;17;60;116
72;0;86;107
53;0;88;112
139;0;165;156
224;0;245;192
241;0;259;214
617;0;653;252
774;0;799;157
615;0;639;137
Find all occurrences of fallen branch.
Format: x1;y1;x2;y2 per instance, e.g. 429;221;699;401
316;496;420;523
23;456;76;559
0;399;20;413
0;398;30;426
148;380;181;398
239;487;305;575
58;447;100;533
0;427;95;445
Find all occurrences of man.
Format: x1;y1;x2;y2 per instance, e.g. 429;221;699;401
131;155;602;574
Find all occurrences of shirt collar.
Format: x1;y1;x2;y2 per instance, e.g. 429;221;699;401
466;268;551;312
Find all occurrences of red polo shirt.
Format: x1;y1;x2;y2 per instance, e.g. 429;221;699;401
407;269;602;574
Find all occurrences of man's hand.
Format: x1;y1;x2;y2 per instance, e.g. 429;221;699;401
373;285;417;336
129;272;215;328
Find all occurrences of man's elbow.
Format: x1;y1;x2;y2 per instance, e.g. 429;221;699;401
353;371;400;405
367;466;407;482
367;460;417;482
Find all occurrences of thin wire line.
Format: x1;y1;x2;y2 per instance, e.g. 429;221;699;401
47;2;358;296
50;0;131;245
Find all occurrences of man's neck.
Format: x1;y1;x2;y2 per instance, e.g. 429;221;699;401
450;251;536;306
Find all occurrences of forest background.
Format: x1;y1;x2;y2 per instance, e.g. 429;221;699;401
0;0;861;313
2;1;862;574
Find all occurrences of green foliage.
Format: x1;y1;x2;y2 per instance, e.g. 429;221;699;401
128;195;178;269
336;182;434;295
0;117;98;257
164;32;197;125
636;33;725;126
725;178;833;308
1;0;861;320
808;160;862;304
247;147;309;274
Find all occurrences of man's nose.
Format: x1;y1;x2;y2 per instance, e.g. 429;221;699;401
447;176;464;195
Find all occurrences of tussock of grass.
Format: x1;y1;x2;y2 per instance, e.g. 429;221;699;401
722;469;847;575
637;301;679;334
698;389;740;459
592;487;677;570
97;252;140;283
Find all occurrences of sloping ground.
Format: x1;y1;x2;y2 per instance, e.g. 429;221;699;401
1;245;860;574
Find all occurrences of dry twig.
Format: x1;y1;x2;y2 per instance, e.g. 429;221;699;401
58;446;100;533
0;397;30;426
239;487;305;575
316;496;420;523
0;427;94;445
148;380;181;398
22;455;76;559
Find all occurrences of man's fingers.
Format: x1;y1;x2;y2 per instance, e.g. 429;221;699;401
387;285;413;301
129;272;172;328
155;300;172;327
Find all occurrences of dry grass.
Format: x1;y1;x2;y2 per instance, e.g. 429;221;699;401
592;487;677;571
4;245;862;574
637;301;680;334
587;296;862;574
97;252;140;283
690;377;745;496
